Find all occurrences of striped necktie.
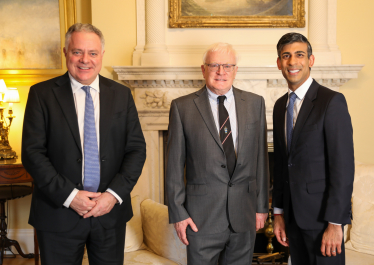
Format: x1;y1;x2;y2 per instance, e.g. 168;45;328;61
81;86;100;192
218;96;236;177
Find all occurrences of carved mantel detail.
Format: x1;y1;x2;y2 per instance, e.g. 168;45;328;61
114;65;363;128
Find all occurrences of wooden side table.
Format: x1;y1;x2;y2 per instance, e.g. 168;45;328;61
0;159;39;265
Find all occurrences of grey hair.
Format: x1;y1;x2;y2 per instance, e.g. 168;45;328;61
65;23;105;51
277;32;312;58
202;43;239;64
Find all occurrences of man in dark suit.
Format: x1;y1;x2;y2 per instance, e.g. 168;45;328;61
22;23;146;265
272;32;354;265
166;43;269;264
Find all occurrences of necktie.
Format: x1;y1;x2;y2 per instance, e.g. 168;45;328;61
287;92;297;154
218;96;236;177
81;86;100;192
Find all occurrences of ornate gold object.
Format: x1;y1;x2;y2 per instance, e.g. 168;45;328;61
0;104;16;159
264;209;275;253
169;0;305;28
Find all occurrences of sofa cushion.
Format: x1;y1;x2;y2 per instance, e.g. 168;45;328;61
124;249;179;265
125;196;146;252
141;199;187;265
345;163;374;256
345;248;374;265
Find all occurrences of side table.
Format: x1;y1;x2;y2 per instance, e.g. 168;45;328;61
0;159;39;265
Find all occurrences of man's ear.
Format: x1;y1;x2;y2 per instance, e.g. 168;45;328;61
276;57;281;70
309;54;315;68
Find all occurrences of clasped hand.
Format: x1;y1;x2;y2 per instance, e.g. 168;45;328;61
69;191;117;218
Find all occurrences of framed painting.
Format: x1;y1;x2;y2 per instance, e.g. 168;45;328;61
169;0;305;28
0;0;76;86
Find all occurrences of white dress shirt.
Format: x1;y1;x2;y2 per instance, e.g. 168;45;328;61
206;87;238;152
63;73;122;207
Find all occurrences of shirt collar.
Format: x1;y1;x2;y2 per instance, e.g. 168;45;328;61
68;73;100;94
288;76;313;100
206;86;234;103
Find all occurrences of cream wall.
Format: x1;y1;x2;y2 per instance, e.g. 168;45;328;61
337;1;374;164
6;0;373;231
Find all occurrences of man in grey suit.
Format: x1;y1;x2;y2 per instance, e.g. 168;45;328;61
166;43;269;264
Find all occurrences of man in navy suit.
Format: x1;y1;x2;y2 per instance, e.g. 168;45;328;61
22;23;146;265
272;32;354;265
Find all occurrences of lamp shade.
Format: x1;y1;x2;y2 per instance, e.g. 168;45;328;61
4;88;20;103
0;79;7;94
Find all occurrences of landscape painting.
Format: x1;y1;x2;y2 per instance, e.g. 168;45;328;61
0;0;61;69
169;0;305;28
181;0;293;17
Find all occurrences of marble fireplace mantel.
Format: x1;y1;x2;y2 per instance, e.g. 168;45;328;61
113;65;363;133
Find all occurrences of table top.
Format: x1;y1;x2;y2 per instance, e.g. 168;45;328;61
0;158;33;184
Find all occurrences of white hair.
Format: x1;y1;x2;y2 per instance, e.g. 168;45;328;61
202;43;239;64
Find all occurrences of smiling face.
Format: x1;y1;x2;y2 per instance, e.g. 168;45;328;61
63;31;104;85
201;51;238;95
277;42;315;91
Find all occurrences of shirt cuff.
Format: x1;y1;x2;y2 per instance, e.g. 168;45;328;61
273;207;284;214
63;188;79;208
329;222;341;225
106;188;123;205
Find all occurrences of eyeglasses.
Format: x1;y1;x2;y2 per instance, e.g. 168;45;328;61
205;63;236;73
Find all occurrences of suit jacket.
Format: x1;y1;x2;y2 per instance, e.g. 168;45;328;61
272;80;354;230
166;86;269;235
22;72;146;232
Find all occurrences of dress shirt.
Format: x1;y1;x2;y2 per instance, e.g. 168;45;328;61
207;86;238;153
63;73;122;208
273;76;340;225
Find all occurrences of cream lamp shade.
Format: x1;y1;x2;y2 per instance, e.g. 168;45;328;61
0;80;7;102
4;88;20;103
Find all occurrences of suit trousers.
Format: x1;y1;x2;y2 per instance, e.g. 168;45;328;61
187;226;255;265
36;216;126;265
288;209;345;265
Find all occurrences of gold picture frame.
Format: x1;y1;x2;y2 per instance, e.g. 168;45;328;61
0;0;76;86
169;0;305;28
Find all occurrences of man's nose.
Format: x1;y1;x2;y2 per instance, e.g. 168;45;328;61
80;52;89;64
216;65;225;74
289;55;297;66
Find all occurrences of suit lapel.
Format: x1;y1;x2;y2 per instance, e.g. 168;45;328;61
98;75;116;152
52;73;82;153
193;87;224;152
233;87;246;159
290;80;319;154
275;93;288;156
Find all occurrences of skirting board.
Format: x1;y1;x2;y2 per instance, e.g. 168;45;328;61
4;229;36;255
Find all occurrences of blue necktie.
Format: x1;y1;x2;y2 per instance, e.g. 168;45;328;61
287;92;297;154
81;86;100;192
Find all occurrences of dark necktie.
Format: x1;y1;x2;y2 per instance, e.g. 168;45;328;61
287;92;297;154
81;86;100;192
218;96;236;177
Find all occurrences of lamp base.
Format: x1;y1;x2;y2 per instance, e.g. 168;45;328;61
0;145;17;159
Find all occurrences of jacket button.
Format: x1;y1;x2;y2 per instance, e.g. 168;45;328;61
77;159;82;163
221;165;226;168
101;159;105;162
288;163;292;167
77;183;82;188
228;182;232;187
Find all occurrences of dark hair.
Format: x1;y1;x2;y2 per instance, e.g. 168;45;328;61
277;32;312;58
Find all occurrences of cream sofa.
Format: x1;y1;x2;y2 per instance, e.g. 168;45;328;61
83;196;186;265
345;163;374;265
